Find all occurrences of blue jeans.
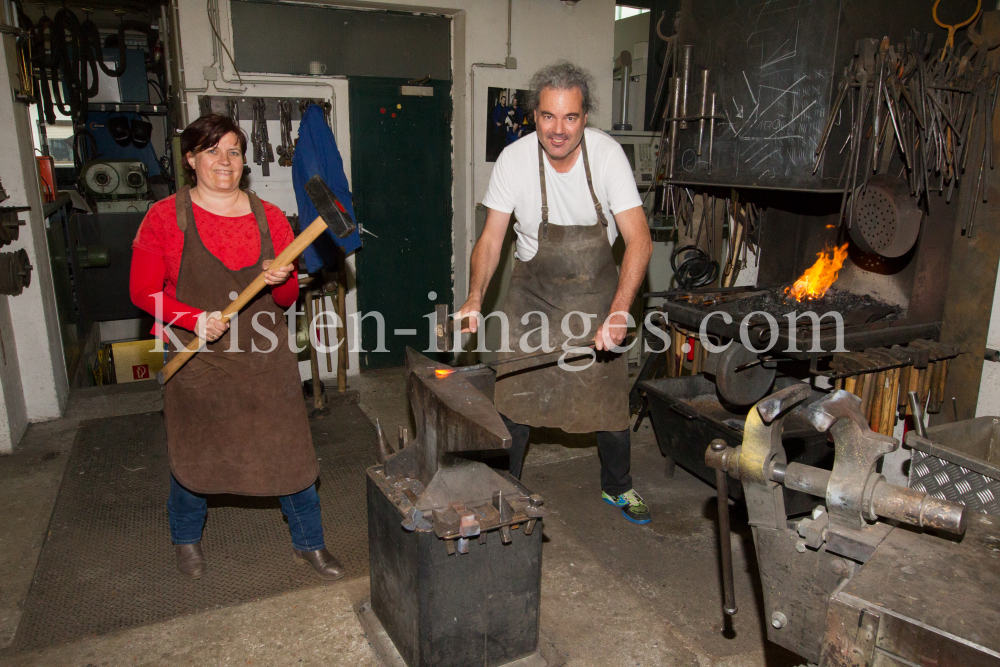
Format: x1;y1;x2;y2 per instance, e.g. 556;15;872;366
167;474;326;551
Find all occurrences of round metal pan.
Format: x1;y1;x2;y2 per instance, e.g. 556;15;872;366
850;174;923;258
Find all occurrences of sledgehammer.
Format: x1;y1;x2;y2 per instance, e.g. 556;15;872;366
157;176;356;385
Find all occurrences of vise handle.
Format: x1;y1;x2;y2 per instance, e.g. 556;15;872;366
710;439;738;616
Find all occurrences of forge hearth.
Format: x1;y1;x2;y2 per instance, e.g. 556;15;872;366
658;285;917;356
672;286;903;324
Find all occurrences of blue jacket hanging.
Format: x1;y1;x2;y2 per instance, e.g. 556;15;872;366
291;104;362;273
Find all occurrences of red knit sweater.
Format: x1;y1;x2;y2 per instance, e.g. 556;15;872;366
130;195;299;337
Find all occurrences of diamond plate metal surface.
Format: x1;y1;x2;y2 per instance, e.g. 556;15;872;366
909;449;1000;515
13;405;376;651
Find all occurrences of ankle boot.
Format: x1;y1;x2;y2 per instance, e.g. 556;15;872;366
175;543;206;578
293;547;345;580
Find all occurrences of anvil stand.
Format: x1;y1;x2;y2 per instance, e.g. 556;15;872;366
360;348;556;667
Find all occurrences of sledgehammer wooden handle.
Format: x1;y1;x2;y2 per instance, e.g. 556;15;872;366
157;215;333;385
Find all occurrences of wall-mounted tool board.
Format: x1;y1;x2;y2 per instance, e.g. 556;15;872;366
657;0;841;190
197;96;333;126
645;0;984;191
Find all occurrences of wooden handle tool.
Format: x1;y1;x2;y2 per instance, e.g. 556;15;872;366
157;176;356;384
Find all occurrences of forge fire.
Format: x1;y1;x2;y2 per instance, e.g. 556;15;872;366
785;243;849;302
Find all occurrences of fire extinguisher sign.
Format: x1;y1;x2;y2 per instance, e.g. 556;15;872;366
132;364;150;380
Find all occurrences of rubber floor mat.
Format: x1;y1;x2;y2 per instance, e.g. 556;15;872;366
13;404;376;651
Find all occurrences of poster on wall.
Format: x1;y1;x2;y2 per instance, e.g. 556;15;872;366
485;87;535;162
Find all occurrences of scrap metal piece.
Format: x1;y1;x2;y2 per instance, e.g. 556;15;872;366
374;419;394;464
819;606;880;667
401;508;432;532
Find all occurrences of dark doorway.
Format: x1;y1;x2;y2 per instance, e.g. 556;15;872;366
349;78;454;369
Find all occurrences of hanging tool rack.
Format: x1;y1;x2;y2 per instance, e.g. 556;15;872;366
199;96;334;176
197;96;333;126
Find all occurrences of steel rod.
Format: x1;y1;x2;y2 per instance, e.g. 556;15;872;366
714;448;737;616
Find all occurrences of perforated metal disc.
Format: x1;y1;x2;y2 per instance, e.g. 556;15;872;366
850;175;922;258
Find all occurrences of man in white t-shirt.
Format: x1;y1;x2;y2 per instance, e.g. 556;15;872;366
457;62;653;524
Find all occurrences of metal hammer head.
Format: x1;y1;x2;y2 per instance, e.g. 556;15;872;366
434;304;452;352
303;175;357;239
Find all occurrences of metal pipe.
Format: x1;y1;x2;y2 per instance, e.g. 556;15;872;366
908;390;927;437
619;64;632;129
680;45;693;129
697;69;709;155
870;479;967;534
708;93;717;174
507;0;512;58
712;441;737;616
781;463;831;497
669;76;681;178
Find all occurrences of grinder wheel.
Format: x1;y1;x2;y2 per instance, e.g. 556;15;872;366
715;342;776;407
850;174;922;258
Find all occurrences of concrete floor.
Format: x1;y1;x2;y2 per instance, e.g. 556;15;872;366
0;369;801;667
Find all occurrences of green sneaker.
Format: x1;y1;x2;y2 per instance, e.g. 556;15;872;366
602;489;651;524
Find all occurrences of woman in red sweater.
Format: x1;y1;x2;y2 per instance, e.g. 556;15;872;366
130;114;342;581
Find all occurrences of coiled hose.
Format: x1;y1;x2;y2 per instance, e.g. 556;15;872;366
671;245;719;289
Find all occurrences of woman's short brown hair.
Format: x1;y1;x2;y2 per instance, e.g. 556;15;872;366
180;114;248;185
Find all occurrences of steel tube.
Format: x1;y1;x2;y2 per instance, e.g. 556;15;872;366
715;467;738;615
680;45;693;129
697;69;709;155
781;463;831;497
870;480;967;535
708;93;716;174
669;76;681;178
908;390;927;437
619;65;631;129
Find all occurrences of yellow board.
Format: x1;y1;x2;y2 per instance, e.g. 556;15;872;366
111;340;164;383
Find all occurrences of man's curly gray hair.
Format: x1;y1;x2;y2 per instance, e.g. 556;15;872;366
526;61;597;115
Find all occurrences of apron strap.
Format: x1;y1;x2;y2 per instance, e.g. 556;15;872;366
537;142;549;240
580;137;609;228
175;186;192;232
246;189;269;237
536;134;609;242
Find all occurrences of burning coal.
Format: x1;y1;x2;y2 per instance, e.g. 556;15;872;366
785;244;849;302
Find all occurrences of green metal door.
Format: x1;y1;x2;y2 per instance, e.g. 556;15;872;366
349;77;453;369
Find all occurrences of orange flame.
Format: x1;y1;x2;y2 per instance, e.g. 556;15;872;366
434;369;454;378
785;243;849;302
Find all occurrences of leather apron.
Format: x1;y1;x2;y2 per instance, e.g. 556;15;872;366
163;187;319;496
494;138;630;433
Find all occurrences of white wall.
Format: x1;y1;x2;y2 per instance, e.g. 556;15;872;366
0;22;69;447
172;0;616;373
977;254;1000;416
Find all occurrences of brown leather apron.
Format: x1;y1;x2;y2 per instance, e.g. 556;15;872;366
163;187;318;496
494;138;630;433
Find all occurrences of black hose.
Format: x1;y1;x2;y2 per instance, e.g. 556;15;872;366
52;8;98;115
27;8;157;130
30;15;58;125
73;129;99;173
84;17;126;78
671;245;719;289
